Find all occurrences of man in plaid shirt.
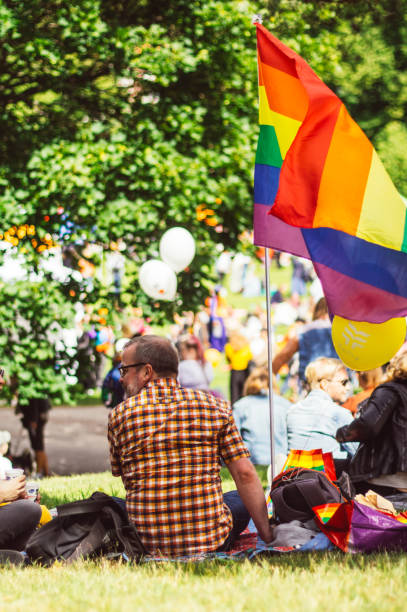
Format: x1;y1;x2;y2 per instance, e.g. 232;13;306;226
108;335;273;557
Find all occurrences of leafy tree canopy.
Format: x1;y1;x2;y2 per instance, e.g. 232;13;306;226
0;0;407;401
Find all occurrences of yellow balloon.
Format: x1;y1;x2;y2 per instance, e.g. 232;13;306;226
331;316;406;371
204;348;222;368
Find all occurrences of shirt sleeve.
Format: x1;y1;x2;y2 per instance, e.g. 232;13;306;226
218;402;250;464
107;409;122;477
336;386;398;443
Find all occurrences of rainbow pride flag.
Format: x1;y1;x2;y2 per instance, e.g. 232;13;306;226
254;23;407;323
313;503;343;525
281;448;336;482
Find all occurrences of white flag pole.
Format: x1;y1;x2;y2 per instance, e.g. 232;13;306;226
264;247;275;482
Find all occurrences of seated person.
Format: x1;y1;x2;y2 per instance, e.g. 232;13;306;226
342;367;384;416
286;357;357;465
336;352;407;496
108;335;273;557
233;367;290;468
0;476;42;563
0;367;42;564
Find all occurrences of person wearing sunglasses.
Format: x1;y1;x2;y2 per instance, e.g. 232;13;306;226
286;357;358;472
336;352;407;497
108;335;273;557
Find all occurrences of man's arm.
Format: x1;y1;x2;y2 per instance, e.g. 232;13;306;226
227;457;273;545
272;337;299;374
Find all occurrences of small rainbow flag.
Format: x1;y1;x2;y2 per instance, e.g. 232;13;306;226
313;503;342;524
253;23;407;323
281;449;336;482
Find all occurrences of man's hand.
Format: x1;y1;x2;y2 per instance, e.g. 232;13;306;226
0;475;26;503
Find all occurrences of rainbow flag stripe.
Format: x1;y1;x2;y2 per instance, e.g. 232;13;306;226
254;24;407;323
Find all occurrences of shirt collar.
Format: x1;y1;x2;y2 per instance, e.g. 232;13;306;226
144;377;179;391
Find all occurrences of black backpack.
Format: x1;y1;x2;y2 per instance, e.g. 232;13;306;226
26;491;146;566
270;468;346;523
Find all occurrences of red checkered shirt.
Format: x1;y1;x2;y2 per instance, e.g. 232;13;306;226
108;377;249;556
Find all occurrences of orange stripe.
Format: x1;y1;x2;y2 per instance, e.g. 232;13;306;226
314;104;373;233
260;61;308;122
258;51;264;86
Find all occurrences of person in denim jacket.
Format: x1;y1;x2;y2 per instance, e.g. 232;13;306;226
287;357;357;461
233;367;290;466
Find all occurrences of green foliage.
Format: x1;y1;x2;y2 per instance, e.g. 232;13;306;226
0;278;77;404
1;1;407;402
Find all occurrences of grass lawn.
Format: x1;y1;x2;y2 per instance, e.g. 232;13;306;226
1;471;406;611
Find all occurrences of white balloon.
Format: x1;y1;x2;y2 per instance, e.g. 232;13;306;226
138;259;177;301
159;227;195;273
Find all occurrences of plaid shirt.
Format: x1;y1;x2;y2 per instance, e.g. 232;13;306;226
108;377;249;556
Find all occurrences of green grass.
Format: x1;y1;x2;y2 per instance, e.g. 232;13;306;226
1;471;407;611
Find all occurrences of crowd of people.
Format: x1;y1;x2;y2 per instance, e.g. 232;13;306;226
1;253;407;564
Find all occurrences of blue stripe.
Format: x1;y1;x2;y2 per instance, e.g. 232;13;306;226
254;164;280;206
302;227;407;298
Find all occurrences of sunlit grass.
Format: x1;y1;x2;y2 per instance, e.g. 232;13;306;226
1;471;406;611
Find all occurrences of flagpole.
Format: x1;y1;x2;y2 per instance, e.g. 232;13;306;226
264;247;275;483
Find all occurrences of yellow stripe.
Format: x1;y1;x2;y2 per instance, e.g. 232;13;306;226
259;86;302;159
357;149;406;250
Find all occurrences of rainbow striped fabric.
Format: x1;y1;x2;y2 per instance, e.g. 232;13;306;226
313;503;342;525
254;23;407;323
281;448;336;481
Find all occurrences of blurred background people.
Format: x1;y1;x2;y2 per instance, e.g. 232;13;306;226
17;398;51;477
207;287;227;353
272;298;338;392
232;367;289;470
177;335;213;392
336;353;407;497
102;352;125;408
286;357;357;473
343;367;384;416
225;331;253;404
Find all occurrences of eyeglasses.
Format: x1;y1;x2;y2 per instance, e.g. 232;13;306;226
0;368;4;378
118;363;147;377
331;378;351;387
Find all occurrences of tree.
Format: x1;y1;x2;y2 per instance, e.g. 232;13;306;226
0;0;263;400
1;0;407;402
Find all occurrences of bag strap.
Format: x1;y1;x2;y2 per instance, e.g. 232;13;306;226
57;492;116;518
64;518;107;563
57;498;107;517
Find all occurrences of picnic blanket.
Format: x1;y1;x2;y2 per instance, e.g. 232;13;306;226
142;521;334;564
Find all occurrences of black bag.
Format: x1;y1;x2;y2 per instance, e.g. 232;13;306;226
26;491;146;566
270;468;346;523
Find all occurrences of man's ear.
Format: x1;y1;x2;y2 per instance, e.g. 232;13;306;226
144;363;154;381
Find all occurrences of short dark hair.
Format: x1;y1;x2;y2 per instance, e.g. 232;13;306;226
125;335;179;376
